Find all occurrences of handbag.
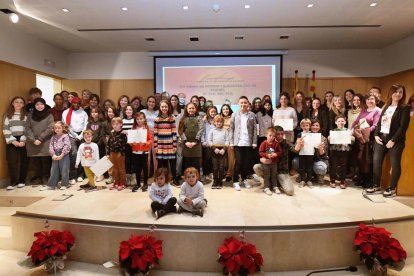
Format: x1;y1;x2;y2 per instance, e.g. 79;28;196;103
353;126;371;144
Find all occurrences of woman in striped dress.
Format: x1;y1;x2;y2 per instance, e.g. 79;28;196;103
154;100;179;186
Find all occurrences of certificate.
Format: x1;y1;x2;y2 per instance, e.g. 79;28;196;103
273;118;293;131
90;156;113;177
299;133;321;155
127;129;147;144
330;130;352;145
359;119;370;129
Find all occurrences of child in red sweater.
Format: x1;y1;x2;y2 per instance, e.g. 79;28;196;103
259;127;282;196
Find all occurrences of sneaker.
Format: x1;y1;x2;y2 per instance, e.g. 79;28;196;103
299;181;305;188
40;186;54;191
141;185;148;192
86;185;97;191
306;181;314;188
77;177;84;182
59;186;67;190
105;177;114;184
132;185;140;192
340;182;347;189
330;182;336;188
117;184;126;191
155;210;166;220
233;182;241;191
6;185;15;190
69;179;76;185
177;206;184;214
383;188;396;198
366;186;380;194
244;181;251;189
17;183;25;188
109;183;118;190
225;176;232;182
192;209;204;217
263;188;273;196
211;182;218;189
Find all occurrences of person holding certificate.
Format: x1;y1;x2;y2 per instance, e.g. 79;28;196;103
367;84;410;197
272;92;297;143
328;114;354;189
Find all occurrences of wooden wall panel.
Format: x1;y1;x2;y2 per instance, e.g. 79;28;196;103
0;62;36;181
380;69;414;101
62;80;101;96
100;79;154;104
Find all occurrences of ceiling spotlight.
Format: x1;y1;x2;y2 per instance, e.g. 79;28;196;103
280;35;290;39
244;4;251;9
1;9;19;23
370;2;378;7
212;4;220;13
62;8;70;13
182;5;189;10
307;3;314;8
121;7;128;11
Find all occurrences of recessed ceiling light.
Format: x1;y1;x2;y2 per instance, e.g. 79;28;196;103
244;4;251;9
62;8;70;13
280;35;290;39
182;5;189;10
307;3;314;8
121;7;128;11
235;35;245;40
370;2;378;7
145;37;155;41
189;36;199;42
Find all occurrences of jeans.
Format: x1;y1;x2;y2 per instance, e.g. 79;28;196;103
253;163;294;196
47;154;70;188
299;155;314;182
373;141;405;189
262;163;278;190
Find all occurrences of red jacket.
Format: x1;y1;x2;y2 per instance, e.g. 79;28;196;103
129;127;153;153
259;140;282;164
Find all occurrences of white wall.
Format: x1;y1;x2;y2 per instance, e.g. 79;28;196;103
67;52;153;79
67;49;383;80
381;34;414;76
0;17;68;77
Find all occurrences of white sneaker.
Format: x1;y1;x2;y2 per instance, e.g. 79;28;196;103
233;182;241;191
299;181;305;188
6;185;15;190
17;183;25;188
77;177;84;182
40;186;54;191
264;188;273;196
69;179;76;185
244;181;251;189
60;186;67;190
306;181;314;188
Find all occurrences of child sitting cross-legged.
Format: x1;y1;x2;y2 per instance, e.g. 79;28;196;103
149;167;177;219
177;167;207;217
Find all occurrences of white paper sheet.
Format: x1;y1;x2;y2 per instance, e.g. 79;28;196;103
90;156;113;177
127;129;147;143
273;118;293;131
330;130;352;145
359;118;370;129
299;133;321;155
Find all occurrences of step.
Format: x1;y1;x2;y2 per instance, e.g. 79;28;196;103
0;207;24;226
0;226;13;249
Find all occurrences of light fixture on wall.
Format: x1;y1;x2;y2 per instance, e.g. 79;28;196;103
0;8;20;23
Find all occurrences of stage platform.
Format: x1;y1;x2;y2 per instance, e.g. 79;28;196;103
2;178;414;272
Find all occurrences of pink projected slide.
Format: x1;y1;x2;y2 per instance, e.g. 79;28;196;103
163;65;274;105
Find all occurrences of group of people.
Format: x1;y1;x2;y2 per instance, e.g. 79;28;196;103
3;84;412;218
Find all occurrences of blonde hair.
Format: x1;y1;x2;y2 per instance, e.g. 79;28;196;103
184;167;200;179
330;95;345;115
213;114;224;124
300;118;312;128
82;129;94;137
53;121;68;134
111;117;123;124
266;127;276;134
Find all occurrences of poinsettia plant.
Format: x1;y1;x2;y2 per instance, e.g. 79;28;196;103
354;223;407;272
27;230;75;265
119;234;163;275
218;236;263;276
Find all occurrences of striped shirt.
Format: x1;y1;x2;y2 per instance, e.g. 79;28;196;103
2;113;27;144
154;116;177;159
122;118;134;131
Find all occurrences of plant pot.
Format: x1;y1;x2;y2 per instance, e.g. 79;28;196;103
44;255;66;274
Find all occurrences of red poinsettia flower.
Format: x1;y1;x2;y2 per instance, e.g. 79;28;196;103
217;236;263;274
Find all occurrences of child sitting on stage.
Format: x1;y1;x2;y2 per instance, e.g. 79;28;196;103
177;167;207;217
259;127;282;195
149;168;177;219
107;117;128;191
76;129;99;190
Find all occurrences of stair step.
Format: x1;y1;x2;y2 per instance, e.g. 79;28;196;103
0;226;13;249
0;207;23;226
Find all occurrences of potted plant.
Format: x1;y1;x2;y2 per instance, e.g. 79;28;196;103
27;229;75;274
218;236;263;275
354;223;407;275
119;234;163;275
